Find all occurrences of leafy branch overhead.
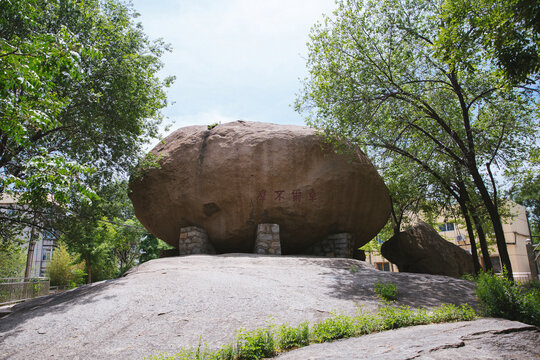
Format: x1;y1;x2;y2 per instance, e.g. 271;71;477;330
0;0;174;247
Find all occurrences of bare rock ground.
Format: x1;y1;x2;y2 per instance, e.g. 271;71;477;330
0;255;498;359
275;318;540;360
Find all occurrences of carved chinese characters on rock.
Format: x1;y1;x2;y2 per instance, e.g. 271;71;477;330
256;188;317;203
274;190;285;202
257;190;266;202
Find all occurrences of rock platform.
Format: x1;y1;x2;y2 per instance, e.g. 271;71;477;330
0;255;483;359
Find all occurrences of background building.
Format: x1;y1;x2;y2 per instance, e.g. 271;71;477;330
0;195;56;278
365;202;539;281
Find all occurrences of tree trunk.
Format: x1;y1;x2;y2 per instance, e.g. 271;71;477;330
471;212;493;272
24;237;36;279
24;216;38;279
456;180;492;273
469;166;513;280
458;201;481;274
87;258;92;284
389;197;401;238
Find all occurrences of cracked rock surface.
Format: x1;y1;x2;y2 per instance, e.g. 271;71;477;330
275;318;540;360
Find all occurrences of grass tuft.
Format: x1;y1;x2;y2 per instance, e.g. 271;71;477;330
373;279;398;301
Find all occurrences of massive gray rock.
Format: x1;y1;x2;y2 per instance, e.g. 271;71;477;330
129;121;391;253
381;222;475;277
0;255;479;360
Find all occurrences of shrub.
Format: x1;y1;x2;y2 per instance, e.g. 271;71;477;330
47;243;86;288
311;313;356;342
475;270;540;327
0;242;26;278
374;279;398;301
70;267;87;287
276;322;309;350
235;328;275;360
377;305;418;329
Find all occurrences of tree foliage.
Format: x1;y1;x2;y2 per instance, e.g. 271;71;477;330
139;233;171;264
510;173;540;239
59;180;146;282
0;242;26;278
296;0;538;279
47;242;85;287
0;0;173;247
437;0;539;84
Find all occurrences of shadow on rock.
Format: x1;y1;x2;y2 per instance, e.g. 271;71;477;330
0;279;119;340
299;257;478;310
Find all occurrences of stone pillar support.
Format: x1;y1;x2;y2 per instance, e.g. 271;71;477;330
328;233;354;258
179;226;216;255
254;224;281;255
304;233;354;258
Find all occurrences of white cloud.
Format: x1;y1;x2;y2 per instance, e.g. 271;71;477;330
132;0;336;127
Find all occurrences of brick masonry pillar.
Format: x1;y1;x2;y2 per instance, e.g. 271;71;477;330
254;224;281;255
178;226;216;255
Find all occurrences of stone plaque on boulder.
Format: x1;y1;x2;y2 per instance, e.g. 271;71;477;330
129;121;391;254
381;222;475;277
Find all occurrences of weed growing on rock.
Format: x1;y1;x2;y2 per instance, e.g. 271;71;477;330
374;279;398;301
145;303;476;360
276;322;310;350
235;328;275;360
311;313;357;342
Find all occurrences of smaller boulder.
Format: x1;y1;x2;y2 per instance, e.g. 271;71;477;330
381;222;474;278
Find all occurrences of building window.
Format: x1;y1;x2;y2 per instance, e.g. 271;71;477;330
438;222;455;232
42;247;52;262
376;262;390;271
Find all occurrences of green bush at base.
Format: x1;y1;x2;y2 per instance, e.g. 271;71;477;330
475;270;540;327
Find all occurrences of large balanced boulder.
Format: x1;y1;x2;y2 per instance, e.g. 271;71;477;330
381;222;475;277
129;121;391;254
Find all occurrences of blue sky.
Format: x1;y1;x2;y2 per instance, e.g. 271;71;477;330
130;0;336;138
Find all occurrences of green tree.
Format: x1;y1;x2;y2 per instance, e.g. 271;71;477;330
47;242;85;287
0;242;26;278
373;155;489;274
437;0;539;84
104;217;145;275
380;157;433;236
0;0;173;247
139;233;171;264
296;0;538;279
510;173;540;240
59;180;148;282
